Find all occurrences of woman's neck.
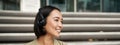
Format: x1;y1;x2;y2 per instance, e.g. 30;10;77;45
37;34;54;45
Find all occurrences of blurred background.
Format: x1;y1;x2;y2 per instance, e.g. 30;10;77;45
0;0;120;45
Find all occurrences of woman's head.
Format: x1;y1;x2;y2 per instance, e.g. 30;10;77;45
34;6;63;38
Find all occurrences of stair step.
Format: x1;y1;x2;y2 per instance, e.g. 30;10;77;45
0;24;120;32
64;17;120;24
64;24;120;32
0;32;120;41
1;41;120;45
63;12;120;18
66;41;120;45
1;16;120;24
60;32;120;41
0;16;34;24
1;11;120;18
0;11;36;17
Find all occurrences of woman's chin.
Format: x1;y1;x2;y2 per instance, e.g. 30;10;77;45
54;34;60;38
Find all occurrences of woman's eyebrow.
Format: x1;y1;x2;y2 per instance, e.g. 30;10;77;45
54;17;59;19
54;17;63;20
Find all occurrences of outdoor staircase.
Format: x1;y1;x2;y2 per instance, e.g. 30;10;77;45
0;11;120;45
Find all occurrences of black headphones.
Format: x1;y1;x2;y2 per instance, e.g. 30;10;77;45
38;13;46;26
36;12;46;37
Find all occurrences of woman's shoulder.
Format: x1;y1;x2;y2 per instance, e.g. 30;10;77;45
25;40;38;45
54;39;67;45
25;39;67;45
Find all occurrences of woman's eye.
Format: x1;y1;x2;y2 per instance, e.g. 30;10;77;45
55;19;58;21
61;21;63;23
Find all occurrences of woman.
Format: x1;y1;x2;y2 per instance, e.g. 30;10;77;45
25;6;66;45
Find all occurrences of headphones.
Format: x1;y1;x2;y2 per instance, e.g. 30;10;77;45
38;13;46;26
36;12;46;37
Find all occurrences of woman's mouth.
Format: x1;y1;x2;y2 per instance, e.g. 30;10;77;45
56;30;61;33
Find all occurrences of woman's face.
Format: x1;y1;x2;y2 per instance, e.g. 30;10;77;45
44;9;63;38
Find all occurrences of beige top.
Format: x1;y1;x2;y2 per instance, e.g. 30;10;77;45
25;39;67;45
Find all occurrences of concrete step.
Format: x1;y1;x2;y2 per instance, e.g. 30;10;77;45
0;24;120;32
0;32;120;42
0;16;34;24
64;17;120;24
1;41;120;45
0;11;36;17
66;41;120;45
1;16;120;24
63;12;120;18
1;11;120;18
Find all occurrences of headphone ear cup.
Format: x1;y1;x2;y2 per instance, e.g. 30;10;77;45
37;19;46;36
39;19;46;26
39;12;46;26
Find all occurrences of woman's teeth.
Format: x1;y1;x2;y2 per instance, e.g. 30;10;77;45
56;30;61;33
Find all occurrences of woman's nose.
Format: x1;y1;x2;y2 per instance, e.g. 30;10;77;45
58;22;63;29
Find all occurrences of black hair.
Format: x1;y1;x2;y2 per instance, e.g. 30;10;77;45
34;6;61;38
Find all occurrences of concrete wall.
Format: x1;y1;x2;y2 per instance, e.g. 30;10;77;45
20;0;40;12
